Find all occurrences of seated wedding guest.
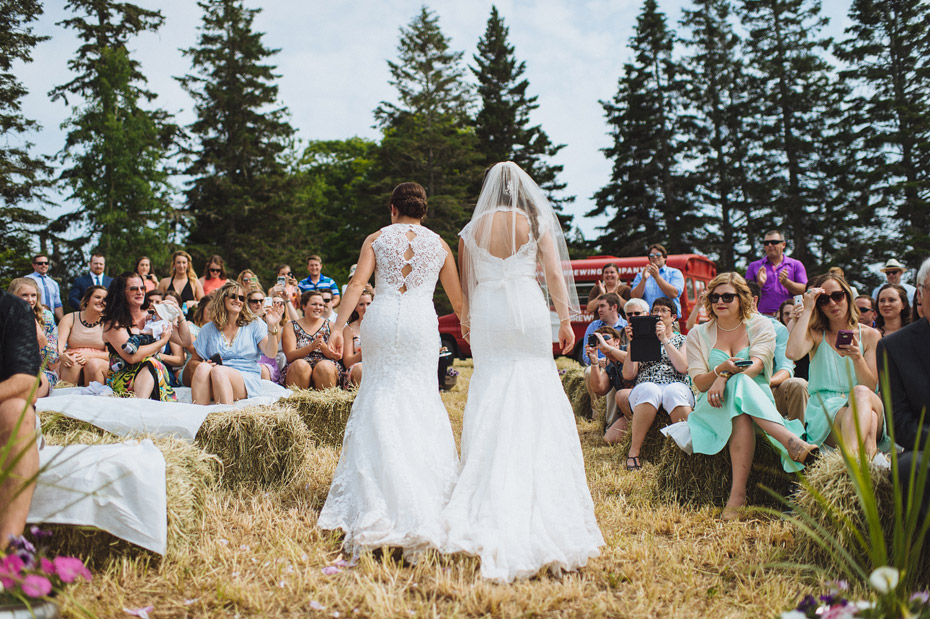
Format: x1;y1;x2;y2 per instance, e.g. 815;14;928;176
158;250;204;308
8;278;58;397
198;255;228;295
877;257;930;452
747;281;807;423
688;272;816;520
584;327;628;444
875;283;911;337
283;291;343;390
621;296;691;471
69;253;112;310
856;294;877;327
0;290;41;545
103;273;191;401
191;282;283;404
246;288;286;384
268;263;301;309
686;290;710;331
237;269;262;293
787;272;886;458
144;291;185;387
57;285;108;386
180;292;215;387
582;292;627;367
778;299;795;328
341;287;374;388
587;262;632;314
912;288;923;322
298;254;341;307
134;256;159;292
26;253;63;321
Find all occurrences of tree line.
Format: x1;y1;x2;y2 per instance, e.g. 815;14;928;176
0;0;928;296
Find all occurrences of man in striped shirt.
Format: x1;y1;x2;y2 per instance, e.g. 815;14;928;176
298;254;341;308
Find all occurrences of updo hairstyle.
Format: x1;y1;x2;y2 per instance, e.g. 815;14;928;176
391;182;428;219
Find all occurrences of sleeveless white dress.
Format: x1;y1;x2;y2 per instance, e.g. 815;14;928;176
318;223;459;560
442;223;604;582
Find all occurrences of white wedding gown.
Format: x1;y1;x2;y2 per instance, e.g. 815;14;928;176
442;225;604;582
318;223;459;560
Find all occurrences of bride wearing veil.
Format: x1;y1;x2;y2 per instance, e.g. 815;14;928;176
442;162;604;582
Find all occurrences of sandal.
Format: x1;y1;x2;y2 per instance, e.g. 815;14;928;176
625;455;642;471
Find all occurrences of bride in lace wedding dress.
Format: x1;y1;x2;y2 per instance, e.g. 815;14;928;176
318;182;463;560
442;162;604;582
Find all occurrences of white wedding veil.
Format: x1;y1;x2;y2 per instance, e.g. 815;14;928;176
458;161;581;334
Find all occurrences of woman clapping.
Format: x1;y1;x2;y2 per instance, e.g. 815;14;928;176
283;291;343;389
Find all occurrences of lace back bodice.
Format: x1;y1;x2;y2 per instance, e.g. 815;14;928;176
372;224;446;297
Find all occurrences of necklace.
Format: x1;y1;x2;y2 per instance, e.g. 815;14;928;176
79;311;101;328
716;320;742;332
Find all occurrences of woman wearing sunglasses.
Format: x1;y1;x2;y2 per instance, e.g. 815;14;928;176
687;272;817;520
190;282;284;404
199;255;228;296
787;273;886;459
102;273;191;401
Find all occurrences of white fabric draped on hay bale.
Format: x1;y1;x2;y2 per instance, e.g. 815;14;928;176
37;380;292;441
660;421;693;454
27;439;168;554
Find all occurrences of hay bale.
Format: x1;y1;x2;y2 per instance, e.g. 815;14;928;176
652;426;794;509
38;411;109;439
39;430;218;564
615;409;672;464
561;367;604;420
286;388;356;447
195;402;313;489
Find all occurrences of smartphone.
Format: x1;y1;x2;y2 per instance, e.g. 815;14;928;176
836;330;854;347
209;353;223;365
276;276;286;287
794;294;804;306
734;359;753;368
587;334;598;347
263;297;273;308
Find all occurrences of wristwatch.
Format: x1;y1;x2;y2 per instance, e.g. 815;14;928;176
269;327;280;336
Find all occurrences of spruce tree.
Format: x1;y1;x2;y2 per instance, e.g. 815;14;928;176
678;0;755;271
835;0;930;269
373;7;482;245
0;0;50;281
471;6;572;220
178;0;296;273
49;0;177;277
591;0;692;256
738;0;836;270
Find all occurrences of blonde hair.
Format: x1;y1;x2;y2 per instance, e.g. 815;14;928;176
703;272;754;323
808;273;858;333
210;282;255;329
170;250;198;282
7;277;44;326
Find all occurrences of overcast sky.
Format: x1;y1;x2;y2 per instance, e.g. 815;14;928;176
20;0;849;240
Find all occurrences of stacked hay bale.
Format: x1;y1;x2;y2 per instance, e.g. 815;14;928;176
39;429;219;564
652;426;795;509
560;367;606;421
194;401;314;489
286;388;356;446
615;409;672;464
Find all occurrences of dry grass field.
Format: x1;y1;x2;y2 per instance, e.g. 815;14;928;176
52;360;831;618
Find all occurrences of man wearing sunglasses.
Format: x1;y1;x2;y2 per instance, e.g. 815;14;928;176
746;230;807;317
25;254;63;322
871;258;916;303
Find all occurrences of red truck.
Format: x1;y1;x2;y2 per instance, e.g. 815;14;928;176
438;253;717;359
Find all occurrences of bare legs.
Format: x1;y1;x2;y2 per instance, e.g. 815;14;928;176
191;363;247;405
830;385;885;458
285;359;338;390
724;413;755;519
61;358;108;386
0;398;38;546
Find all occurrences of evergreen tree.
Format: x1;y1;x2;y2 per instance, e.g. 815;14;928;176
678;0;755;271
373;7;482;245
49;0;177;277
178;0;296;273
835;0;930;269
591;0;692;256
0;0;50;281
738;0;836;270
471;6;572;221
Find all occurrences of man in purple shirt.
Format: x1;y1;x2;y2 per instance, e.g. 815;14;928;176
746;229;808;315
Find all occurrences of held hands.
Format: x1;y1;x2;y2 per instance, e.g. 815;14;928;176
707;378;726;408
62;350;85;368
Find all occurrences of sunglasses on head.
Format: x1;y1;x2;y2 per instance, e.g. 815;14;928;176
33;261;49;266
709;292;737;303
816;291;847;306
763;239;784;246
227;293;246;302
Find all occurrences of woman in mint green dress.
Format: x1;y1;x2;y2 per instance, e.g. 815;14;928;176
686;273;819;520
786;273;885;458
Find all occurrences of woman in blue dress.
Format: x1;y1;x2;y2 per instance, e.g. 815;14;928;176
686;272;819;520
191;282;284;404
